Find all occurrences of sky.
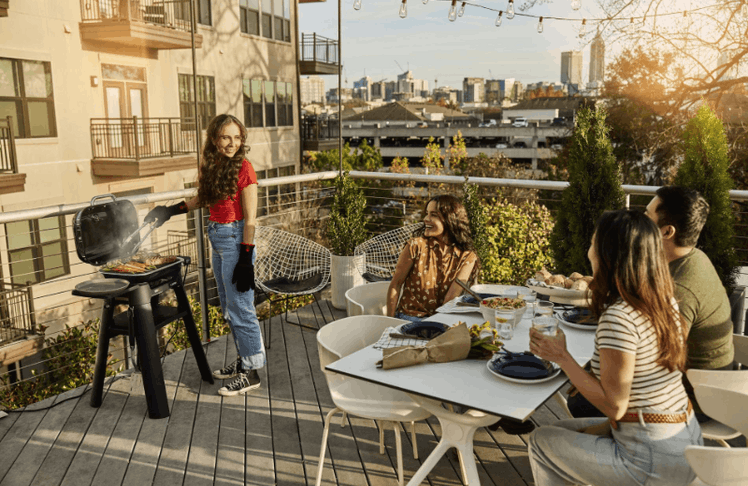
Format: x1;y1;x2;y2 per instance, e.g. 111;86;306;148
297;0;609;92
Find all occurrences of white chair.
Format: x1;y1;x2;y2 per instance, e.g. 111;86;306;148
734;333;748;370
693;385;748;437
315;315;432;486
687;367;748;447
685;446;748;486
344;281;390;316
353;223;424;282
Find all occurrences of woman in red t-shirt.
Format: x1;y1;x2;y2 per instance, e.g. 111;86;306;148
146;114;264;396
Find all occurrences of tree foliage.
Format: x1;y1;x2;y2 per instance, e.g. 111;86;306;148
304;139;383;174
327;172;368;256
550;107;625;275
462;180;489;281
674;104;738;291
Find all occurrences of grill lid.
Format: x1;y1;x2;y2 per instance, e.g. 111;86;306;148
74;194;140;266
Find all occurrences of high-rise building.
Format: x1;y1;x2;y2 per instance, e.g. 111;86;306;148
353;76;372;101
300;76;326;104
589;32;605;85
560;51;583;86
463;77;484;103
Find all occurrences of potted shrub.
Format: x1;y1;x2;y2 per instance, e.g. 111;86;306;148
327;172;368;309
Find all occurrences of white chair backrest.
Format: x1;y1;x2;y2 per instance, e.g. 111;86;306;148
316;315;407;370
734;334;748;368
693;384;748;436
345;281;390;316
685;446;748;486
686;368;748;394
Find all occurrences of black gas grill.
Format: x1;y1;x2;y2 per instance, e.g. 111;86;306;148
72;195;213;419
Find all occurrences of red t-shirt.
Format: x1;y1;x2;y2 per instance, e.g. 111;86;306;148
209;159;258;223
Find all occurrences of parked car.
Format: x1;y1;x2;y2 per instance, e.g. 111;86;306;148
479;119;498;128
513;141;527;148
495;143;508;148
551;144;564;150
512;117;529;128
551;117;567;127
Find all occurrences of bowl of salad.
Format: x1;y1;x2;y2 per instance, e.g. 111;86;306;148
480;296;527;328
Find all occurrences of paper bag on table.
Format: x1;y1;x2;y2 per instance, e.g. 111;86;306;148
378;323;471;370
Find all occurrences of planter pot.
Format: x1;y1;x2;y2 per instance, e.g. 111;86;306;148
331;254;365;310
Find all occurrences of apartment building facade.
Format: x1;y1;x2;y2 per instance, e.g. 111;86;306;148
0;0;307;375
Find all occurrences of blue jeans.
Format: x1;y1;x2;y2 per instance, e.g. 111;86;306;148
528;409;702;486
208;220;265;370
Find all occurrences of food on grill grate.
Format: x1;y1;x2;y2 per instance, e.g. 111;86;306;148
101;254;178;273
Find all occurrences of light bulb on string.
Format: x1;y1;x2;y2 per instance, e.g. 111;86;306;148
353;0;362;10
506;0;515;19
571;0;581;10
399;0;407;18
448;0;458;21
495;10;503;26
537;16;544;33
579;18;586;38
458;2;466;17
422;0;428;4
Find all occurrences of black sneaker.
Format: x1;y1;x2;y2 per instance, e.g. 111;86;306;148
218;369;261;396
213;357;241;380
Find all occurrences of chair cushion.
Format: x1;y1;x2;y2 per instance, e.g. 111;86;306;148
362;272;392;283
263;273;323;293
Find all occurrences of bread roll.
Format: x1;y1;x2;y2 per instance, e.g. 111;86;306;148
569;272;583;281
536;268;552;281
571;279;589;291
546;274;566;287
564;278;574;289
581;276;593;284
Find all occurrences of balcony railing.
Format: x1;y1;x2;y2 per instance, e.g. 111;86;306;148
0;281;36;346
0;116;18;174
301;115;339;151
90;116;197;161
81;0;193;33
165;229;201;275
299;33;339;75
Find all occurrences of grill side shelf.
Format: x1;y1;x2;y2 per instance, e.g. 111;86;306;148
111;304;191;335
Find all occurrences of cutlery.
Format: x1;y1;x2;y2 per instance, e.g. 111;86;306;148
455;279;483;303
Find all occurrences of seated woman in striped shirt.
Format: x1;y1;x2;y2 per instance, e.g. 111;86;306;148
527;210;702;486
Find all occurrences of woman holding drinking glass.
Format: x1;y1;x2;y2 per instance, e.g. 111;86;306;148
527;210;702;486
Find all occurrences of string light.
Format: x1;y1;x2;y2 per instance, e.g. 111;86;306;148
495;10;503;26
537;16;544;32
506;0;515;19
399;0;407;18
448;0;458;21
579;18;586;37
458;1;466;16
571;0;581;10
423;0;428;4
353;0;362;10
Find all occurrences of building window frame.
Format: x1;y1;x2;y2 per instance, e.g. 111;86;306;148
178;74;216;131
6;216;70;285
240;0;260;35
243;79;264;128
0;58;57;139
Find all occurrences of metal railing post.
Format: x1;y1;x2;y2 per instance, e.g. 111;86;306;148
26;282;36;333
7;116;17;173
168;118;174;157
313;33;317;62
132;115;140;161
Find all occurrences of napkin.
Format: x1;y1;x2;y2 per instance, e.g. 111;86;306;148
377;323;471;370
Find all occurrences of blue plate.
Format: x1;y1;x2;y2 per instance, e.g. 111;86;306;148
563;309;597;326
399;321;450;339
489;351;555;380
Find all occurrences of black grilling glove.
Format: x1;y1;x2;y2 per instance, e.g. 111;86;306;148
232;243;256;293
145;201;189;228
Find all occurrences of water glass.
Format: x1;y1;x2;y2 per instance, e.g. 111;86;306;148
534;300;554;318
532;315;558;336
495;308;515;340
519;289;536;318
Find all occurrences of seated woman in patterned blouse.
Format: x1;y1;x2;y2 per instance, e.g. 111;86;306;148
386;194;478;322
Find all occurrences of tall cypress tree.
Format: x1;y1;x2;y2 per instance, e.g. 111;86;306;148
550;107;625;275
674;104;737;291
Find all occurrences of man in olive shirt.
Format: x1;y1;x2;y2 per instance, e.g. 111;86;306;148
644;186;734;418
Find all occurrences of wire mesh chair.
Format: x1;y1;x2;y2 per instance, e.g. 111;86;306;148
254;226;332;348
353;223;424;282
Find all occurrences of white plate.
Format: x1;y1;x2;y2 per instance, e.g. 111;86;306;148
555;311;598;331
486;356;563;384
526;280;587;299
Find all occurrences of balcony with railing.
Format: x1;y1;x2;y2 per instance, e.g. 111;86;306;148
90;116;198;177
0;0;8;17
79;0;203;50
301;114;340;152
0;116;25;195
299;33;339;75
0;281;38;367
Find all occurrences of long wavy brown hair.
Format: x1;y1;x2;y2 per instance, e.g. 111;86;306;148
416;194;477;259
197;114;248;208
588;210;686;372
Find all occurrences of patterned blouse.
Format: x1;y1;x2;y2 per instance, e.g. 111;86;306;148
397;236;478;318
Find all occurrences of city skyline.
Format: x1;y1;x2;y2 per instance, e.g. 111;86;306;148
298;0;609;92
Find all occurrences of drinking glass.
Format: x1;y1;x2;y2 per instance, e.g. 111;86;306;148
495;308;515;340
532;315;558;336
534;300;554;318
519;288;536;318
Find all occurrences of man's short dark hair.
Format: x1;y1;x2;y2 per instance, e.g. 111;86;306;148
654;186;710;247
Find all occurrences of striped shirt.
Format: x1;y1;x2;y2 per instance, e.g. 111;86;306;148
591;300;689;412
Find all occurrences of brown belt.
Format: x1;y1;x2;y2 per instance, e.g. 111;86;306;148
610;401;693;430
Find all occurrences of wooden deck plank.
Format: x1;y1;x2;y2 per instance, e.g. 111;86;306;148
211;336;246;486
182;335;225;486
0;395;59;483
243;331;275;486
120;349;187;486
0;388;83;486
0;407;21;443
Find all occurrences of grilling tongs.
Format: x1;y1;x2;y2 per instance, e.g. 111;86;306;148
121;219;158;255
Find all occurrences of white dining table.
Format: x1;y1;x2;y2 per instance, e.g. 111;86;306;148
325;285;597;485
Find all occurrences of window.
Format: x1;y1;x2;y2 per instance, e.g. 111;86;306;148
240;0;260;35
196;0;211;25
273;0;284;41
6;217;69;285
264;80;276;127
178;74;216;131
175;0;211;26
0;58;57;138
284;82;293;127
243;79;263;128
283;0;291;42
276;82;293;127
261;0;272;39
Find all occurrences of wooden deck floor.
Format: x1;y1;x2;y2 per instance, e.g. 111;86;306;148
0;298;674;486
